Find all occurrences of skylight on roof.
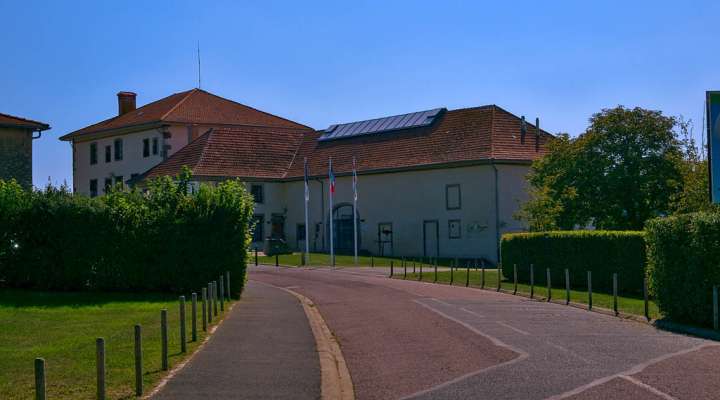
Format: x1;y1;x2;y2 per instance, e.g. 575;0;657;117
319;108;445;141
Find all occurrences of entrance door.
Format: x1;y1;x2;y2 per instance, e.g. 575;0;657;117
423;220;439;258
331;204;359;253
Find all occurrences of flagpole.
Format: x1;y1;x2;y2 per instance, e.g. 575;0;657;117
304;158;310;266
328;157;335;268
353;157;358;266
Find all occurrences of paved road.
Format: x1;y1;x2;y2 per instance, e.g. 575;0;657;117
251;266;720;400
152;281;321;400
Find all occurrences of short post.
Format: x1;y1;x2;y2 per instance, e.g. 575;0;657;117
565;269;570;305
496;264;502;291
301;252;305;266
34;358;46;400
161;309;168;371
219;275;225;312
612;273;618;315
546;268;552;301
481;260;485;289
403;262;407;279
254;248;258;266
713;285;719;330
530;264;535;299
201;287;208;331
134;325;143;396
587;271;593;310
191;293;198;341
643;276;649;321
213;281;219;316
434;262;438;283
225;271;231;300
419;262;423;281
389;261;394;277
413;260;416;274
465;263;470;287
513;264;518;295
450;261;454;285
179;296;187;353
207;283;213;321
96;338;106;400
371;256;374;268
275;254;279;267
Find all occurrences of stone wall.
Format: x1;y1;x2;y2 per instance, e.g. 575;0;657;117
0;127;32;188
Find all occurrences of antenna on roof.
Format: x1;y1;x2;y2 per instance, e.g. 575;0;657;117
197;41;202;89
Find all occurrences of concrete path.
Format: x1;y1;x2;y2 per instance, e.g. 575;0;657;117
151;280;321;400
251;266;720;400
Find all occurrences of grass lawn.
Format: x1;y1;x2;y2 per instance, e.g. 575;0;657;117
393;267;661;320
254;251;472;268
0;289;231;400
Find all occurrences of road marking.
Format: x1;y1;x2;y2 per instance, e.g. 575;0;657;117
542;343;720;400
403;299;529;400
621;375;678;400
496;321;530;336
544;340;592;364
428;298;453;307
460;307;484;318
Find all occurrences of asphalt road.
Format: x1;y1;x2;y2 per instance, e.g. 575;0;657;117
250;266;720;400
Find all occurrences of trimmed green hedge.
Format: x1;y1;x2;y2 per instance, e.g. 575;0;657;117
646;213;720;327
501;230;646;294
0;173;254;296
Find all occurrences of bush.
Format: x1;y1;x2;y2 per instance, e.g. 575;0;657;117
646;213;720;327
501;230;646;294
0;171;254;296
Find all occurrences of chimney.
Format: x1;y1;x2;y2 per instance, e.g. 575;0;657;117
117;91;137;116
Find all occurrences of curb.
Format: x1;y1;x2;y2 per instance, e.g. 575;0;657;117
257;281;355;400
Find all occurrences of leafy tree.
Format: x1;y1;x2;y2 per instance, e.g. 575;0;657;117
519;106;685;230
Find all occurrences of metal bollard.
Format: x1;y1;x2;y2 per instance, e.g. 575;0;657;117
714;285;719;330
434;261;438;283
513;264;518;295
612;273;618;316
219;276;225;312
35;358;46;400
546;268;552;301
450;261;454;285
565;269;570;305
213;281;219;316
465;263;470;287
481;260;486;289
587;271;593;310
389;260;394;277
134;325;143;396
530;264;535;299
413;260;416;274
96;338;106;400
179;296;187;353
403;261;407;279
254;248;258;266
643;276;649;321
191;293;198;341
275;254;279;267
371;256;374;268
202;287;208;331
419;262;423;281
496;264;502;292
207;282;213;321
226;271;230;299
161;309;168;370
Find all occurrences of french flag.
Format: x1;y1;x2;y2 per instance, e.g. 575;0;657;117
329;157;335;195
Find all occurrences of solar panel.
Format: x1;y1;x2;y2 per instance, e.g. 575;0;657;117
319;108;445;141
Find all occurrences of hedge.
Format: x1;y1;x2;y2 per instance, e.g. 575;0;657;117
500;230;646;294
646;213;720;327
0;172;254;297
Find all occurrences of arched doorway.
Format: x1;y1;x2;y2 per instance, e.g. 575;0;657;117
328;203;360;253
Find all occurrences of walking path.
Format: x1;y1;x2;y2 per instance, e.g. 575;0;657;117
151;280;321;400
251;266;720;400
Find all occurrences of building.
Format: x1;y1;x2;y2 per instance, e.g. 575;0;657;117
0;113;51;188
59;89;307;197
131;94;552;264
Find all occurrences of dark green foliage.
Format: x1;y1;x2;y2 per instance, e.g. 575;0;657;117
646;213;720;327
501;230;646;294
0;171;253;297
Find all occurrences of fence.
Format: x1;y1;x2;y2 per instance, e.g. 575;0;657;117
32;272;232;400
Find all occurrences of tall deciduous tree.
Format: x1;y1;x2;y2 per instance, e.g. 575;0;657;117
519;106;685;230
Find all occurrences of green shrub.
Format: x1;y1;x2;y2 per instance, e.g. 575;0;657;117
0;171;254;297
646;213;720;327
501;230;646;294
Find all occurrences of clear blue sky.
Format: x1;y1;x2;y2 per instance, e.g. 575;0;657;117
1;0;718;187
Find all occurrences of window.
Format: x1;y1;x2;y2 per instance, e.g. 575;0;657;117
104;178;112;193
446;184;461;210
90;143;98;165
252;215;265;243
251;184;264;204
296;224;306;241
105;145;111;163
114;139;123;161
448;219;462;239
143;138;150;157
89;179;98;198
152;138;159;155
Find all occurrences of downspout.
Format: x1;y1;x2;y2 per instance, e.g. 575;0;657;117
491;160;501;265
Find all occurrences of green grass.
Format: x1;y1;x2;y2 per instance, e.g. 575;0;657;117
0;289;232;400
253;251;472;268
393;267;661;320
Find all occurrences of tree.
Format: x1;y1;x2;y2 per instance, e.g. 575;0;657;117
519;106;685;230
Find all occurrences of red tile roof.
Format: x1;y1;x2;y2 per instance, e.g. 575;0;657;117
140;105;552;182
0;113;50;130
141;125;312;180
60;88;308;141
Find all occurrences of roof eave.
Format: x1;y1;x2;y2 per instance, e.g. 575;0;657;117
59;121;167;142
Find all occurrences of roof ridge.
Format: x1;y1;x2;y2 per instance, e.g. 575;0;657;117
196;89;312;129
159;88;198;121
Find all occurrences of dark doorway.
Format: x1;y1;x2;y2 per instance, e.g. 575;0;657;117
423;220;439;258
330;204;359;253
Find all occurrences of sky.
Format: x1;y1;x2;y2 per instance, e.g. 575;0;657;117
1;0;718;188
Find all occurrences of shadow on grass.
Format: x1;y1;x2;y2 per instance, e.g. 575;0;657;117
0;288;177;308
